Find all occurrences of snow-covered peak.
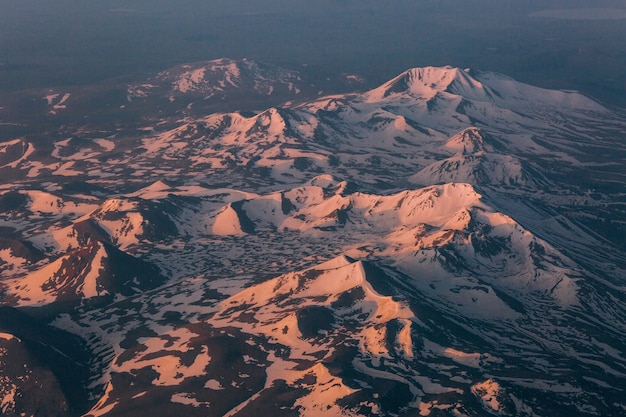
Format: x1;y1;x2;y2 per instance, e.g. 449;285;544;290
444;127;489;155
251;107;289;135
306;174;339;188
210;181;487;237
154;58;303;96
3;240;165;307
410;127;548;188
370;66;491;100
158;59;243;94
367;65;607;113
126;180;174;199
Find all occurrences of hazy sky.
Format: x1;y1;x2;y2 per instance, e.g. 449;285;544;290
1;0;625;106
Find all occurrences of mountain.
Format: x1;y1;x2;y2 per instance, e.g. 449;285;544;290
409;127;547;187
1;59;625;416
149;58;306;97
3;240;166;307
371;66;604;112
0;58;365;136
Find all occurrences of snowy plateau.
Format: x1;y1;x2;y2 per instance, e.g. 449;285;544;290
1;58;626;417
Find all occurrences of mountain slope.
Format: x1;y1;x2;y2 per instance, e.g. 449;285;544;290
60;254;626;417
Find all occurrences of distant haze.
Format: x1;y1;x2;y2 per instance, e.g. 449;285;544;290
1;0;625;107
530;8;626;20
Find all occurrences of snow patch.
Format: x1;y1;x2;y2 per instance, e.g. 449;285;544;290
471;379;503;413
204;379;224;390
0;333;19;342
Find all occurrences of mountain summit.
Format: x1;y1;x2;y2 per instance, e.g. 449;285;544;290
370;65;605;112
375;66;492;99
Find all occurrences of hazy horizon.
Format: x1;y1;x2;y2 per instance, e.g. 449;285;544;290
1;0;625;107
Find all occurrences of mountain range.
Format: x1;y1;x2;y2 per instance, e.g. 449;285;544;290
1;58;625;417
